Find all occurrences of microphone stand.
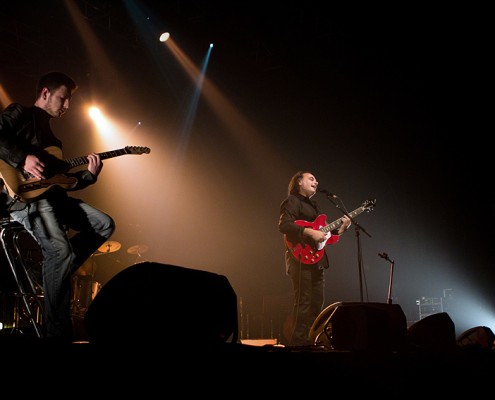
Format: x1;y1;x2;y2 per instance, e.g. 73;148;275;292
379;253;395;304
321;193;372;302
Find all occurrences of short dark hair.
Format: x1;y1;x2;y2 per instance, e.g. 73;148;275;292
36;72;78;99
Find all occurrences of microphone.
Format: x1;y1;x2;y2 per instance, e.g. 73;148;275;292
379;252;393;262
318;188;338;198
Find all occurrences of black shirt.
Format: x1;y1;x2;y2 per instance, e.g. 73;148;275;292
279;193;333;268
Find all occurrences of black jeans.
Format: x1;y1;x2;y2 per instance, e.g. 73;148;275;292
286;251;325;346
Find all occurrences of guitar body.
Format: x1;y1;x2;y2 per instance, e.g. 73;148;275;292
284;214;339;265
284;199;376;265
0;146;77;201
0;145;150;202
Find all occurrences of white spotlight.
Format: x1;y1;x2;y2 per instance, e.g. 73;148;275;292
159;32;170;42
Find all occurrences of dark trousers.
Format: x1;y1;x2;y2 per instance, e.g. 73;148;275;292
286;251;325;346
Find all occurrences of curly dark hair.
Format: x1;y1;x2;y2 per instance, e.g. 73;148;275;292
287;170;312;195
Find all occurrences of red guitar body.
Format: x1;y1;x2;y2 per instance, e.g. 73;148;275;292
283;199;376;265
284;214;340;265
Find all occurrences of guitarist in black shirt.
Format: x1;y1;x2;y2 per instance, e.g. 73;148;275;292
0;72;115;341
278;171;351;346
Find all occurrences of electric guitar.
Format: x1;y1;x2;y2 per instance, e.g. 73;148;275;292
0;145;150;202
284;199;376;265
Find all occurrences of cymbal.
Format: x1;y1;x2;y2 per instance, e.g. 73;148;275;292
97;241;121;253
127;244;149;255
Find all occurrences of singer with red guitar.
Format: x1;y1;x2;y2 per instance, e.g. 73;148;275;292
278;171;351;346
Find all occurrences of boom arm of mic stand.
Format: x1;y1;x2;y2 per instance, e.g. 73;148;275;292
321;193;371;237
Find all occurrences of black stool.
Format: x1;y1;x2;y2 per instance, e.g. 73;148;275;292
0;218;44;338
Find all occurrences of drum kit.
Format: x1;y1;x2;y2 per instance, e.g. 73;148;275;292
71;241;149;317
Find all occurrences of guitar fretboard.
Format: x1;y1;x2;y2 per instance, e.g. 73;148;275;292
65;148;133;168
321;206;367;234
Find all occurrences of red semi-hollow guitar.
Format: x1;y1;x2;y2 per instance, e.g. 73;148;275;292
284;199;375;265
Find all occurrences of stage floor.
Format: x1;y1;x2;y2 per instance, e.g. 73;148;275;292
0;334;493;395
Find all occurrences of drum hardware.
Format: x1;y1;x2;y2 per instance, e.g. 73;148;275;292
71;240;122;317
71;276;101;318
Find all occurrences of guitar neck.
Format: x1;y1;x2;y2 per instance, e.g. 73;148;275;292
322;207;365;233
65;148;130;168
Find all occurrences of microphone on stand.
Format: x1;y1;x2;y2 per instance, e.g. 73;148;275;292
379;252;393;262
318;188;338;198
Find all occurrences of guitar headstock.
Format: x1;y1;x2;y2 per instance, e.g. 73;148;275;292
362;199;376;212
125;146;151;155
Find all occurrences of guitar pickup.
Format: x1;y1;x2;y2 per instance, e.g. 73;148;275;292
20;181;47;191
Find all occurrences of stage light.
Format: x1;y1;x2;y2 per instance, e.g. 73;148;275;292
88;106;102;122
159;32;170;42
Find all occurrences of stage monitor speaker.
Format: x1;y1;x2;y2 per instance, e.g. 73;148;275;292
84;262;238;346
308;302;407;352
457;326;495;349
407;312;456;351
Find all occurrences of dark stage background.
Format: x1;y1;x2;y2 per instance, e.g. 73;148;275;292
1;1;493;338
